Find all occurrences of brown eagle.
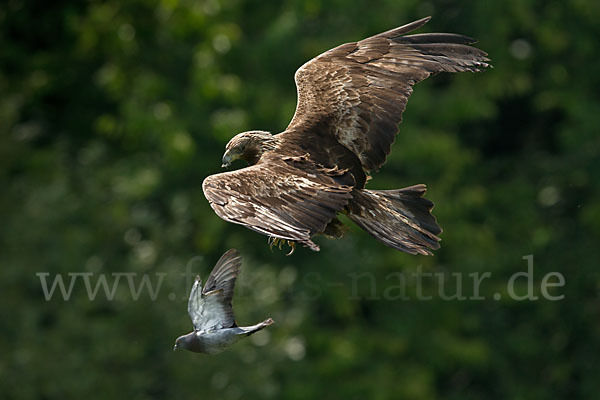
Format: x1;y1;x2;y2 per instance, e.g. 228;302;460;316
203;17;489;255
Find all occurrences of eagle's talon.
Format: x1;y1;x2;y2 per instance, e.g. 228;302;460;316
286;241;296;256
269;237;285;251
268;237;296;255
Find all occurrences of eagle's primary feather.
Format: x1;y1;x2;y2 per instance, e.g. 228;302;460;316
203;17;490;254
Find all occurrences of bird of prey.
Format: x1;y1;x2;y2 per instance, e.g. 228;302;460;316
173;249;274;354
203;16;490;255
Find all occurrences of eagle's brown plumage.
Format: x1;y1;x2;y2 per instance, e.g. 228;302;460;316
203;17;490;255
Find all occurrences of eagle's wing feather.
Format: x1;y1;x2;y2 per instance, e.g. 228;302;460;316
187;250;241;331
202;154;354;251
285;16;490;171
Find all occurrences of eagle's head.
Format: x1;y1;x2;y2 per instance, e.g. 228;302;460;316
221;130;277;167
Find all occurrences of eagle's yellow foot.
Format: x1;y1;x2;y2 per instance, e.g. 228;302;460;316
268;237;296;255
286;241;296;256
269;237;283;251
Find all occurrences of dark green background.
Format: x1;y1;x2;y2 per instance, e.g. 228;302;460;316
2;0;599;398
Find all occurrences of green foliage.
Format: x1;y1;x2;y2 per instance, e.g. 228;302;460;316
1;0;598;399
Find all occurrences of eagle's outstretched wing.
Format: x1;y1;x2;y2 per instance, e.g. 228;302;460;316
202;154;354;251
187;249;241;331
285;16;490;171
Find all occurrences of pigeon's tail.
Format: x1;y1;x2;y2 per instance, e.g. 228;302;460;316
241;318;274;336
346;185;442;255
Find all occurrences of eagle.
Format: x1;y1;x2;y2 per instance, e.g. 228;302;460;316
202;17;490;255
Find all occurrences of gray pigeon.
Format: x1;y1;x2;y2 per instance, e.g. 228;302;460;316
173;249;274;354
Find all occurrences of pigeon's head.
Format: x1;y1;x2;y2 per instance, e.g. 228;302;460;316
173;333;195;352
221;130;276;167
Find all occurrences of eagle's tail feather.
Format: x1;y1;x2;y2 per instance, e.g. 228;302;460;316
346;185;442;255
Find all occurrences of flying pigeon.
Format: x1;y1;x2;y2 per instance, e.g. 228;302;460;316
173;249;274;354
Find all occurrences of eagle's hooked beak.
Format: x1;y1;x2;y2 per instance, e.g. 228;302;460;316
221;151;233;168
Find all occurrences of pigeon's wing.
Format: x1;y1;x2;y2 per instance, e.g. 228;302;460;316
194;289;235;331
201;249;241;303
187;275;205;330
187;250;241;331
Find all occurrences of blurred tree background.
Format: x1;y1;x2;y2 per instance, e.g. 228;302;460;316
1;0;599;398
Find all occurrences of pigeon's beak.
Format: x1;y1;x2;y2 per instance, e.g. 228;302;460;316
221;151;233;168
173;343;179;351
